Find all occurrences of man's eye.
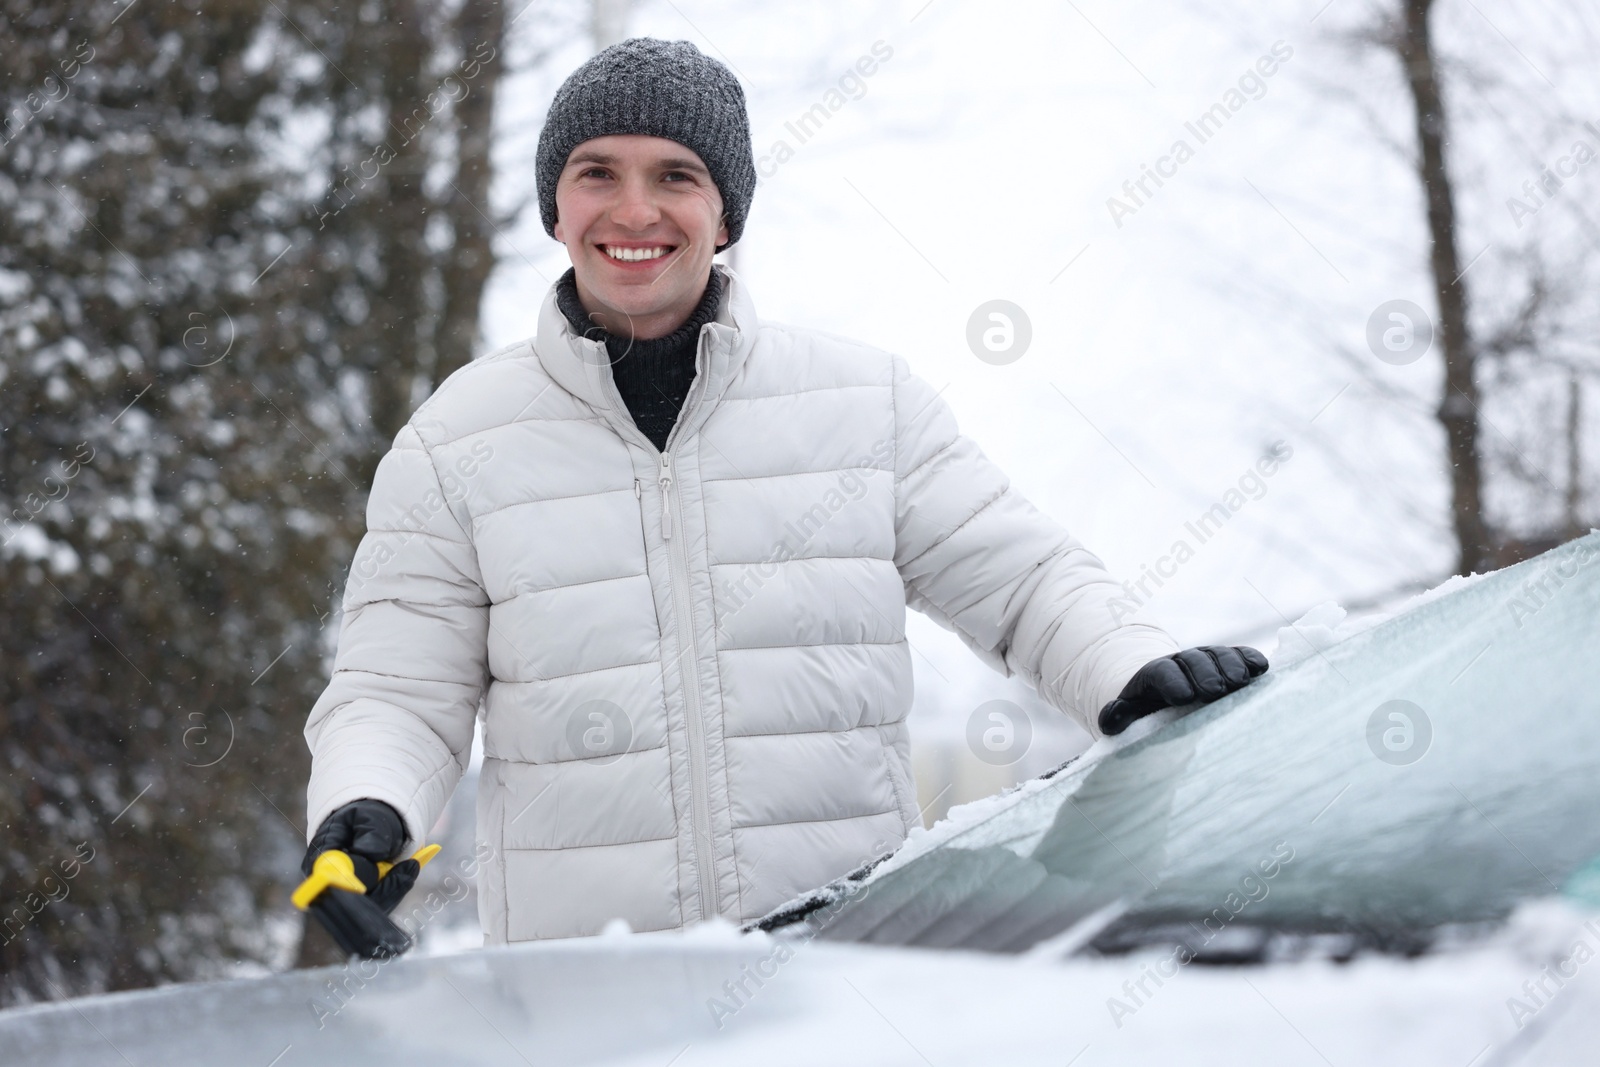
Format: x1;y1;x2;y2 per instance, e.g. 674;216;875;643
662;171;690;182
580;168;610;179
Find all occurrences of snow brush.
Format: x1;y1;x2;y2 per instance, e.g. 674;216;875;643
292;844;441;960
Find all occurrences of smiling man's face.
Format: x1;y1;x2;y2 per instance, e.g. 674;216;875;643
554;134;728;341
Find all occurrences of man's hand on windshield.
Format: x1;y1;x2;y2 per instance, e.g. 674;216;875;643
1098;645;1269;737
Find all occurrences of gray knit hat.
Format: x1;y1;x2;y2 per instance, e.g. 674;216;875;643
536;38;756;252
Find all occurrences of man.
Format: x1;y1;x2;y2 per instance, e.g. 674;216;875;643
302;38;1266;947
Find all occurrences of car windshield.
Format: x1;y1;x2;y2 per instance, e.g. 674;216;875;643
753;531;1600;960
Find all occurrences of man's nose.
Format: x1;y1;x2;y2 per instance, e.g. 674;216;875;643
610;176;661;231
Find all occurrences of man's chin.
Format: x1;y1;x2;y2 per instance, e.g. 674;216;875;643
579;275;704;318
573;287;670;330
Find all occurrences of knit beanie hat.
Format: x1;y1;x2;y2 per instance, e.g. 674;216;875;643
536;38;757;252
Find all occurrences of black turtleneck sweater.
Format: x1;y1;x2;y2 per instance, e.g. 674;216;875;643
554;268;723;452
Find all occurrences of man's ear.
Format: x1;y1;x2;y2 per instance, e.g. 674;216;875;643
716;213;729;248
553;213;565;244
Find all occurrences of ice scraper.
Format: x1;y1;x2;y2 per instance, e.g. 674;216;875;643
292;843;441;959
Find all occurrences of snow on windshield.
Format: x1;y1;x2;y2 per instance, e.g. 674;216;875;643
754;531;1600;956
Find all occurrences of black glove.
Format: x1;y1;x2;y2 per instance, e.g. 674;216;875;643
302;798;406;876
298;799;419;959
1098;645;1268;736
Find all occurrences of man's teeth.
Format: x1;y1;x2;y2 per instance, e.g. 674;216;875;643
604;246;671;262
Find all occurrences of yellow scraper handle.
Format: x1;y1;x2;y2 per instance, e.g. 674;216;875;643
293;844;441;910
292;850;365;910
378;843;441;879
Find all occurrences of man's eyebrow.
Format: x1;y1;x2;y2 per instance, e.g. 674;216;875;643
564;152;709;175
655;156;710;174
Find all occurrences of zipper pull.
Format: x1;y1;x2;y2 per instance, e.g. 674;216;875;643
634;478;641;500
659;453;673;540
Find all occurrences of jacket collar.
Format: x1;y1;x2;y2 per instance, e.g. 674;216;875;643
533;263;757;429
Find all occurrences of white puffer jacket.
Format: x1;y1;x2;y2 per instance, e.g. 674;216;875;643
304;265;1178;942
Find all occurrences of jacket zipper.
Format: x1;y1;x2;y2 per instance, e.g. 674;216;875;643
595;328;720;924
659;448;717;922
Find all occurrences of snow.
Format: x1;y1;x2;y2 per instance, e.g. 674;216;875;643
6;898;1600;1065
1267;570;1496;668
1267;530;1596;667
866;705;1183;881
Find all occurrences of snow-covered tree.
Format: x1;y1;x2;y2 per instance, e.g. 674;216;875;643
0;0;510;1001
